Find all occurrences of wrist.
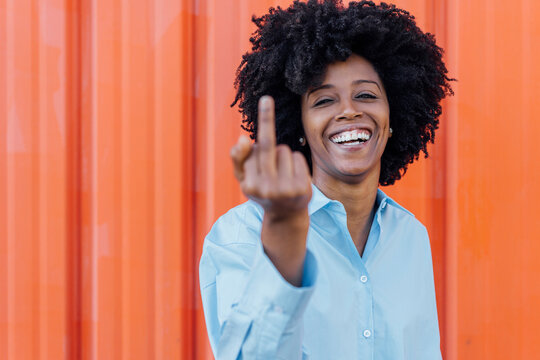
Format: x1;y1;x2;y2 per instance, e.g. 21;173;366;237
261;210;309;287
264;208;309;226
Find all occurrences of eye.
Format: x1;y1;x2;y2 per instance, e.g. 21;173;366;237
355;92;377;100
313;98;334;107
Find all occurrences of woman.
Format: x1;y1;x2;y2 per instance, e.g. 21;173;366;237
199;1;453;359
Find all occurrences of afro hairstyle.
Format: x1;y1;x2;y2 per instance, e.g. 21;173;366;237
232;0;454;186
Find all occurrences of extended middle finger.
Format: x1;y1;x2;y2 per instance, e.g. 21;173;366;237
257;96;277;176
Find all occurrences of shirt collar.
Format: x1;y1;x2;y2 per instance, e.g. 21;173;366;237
308;184;332;215
308;183;413;217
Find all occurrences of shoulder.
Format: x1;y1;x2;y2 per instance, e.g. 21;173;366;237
379;191;430;243
375;193;435;272
200;200;264;288
205;200;264;247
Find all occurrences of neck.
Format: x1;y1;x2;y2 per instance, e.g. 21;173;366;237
312;167;380;256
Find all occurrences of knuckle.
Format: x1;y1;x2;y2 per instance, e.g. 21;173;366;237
291;182;305;197
276;144;291;154
294;177;309;192
282;188;295;199
244;155;256;168
259;188;270;199
260;187;273;199
293;152;305;164
260;181;277;199
277;182;292;196
242;174;259;193
258;139;272;151
293;150;305;159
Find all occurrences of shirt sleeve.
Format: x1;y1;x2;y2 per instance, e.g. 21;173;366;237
407;224;442;360
420;225;443;359
199;203;318;360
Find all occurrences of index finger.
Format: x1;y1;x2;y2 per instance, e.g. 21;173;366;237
257;96;277;152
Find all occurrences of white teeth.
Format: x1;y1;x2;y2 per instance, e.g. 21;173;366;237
331;130;371;144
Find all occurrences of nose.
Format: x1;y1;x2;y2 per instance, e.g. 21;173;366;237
335;99;363;120
336;110;363;121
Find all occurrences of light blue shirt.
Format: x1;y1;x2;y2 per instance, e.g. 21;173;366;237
199;185;441;359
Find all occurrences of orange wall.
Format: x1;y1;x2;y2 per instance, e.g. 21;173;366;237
1;0;539;359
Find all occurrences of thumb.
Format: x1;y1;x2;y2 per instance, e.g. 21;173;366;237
230;135;252;182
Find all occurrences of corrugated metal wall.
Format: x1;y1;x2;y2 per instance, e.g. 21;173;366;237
1;0;539;359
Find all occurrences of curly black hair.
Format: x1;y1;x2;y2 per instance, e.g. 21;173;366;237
232;0;453;186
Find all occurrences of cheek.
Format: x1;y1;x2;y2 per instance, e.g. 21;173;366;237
301;114;321;140
304;123;327;149
379;104;390;126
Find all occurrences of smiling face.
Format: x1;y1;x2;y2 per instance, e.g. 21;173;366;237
301;54;391;185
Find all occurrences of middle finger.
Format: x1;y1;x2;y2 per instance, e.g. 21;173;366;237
257;96;277;176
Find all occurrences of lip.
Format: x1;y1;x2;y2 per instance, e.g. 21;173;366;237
329;137;371;151
327;124;374;139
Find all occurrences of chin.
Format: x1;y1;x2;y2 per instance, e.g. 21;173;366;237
336;163;369;175
336;168;369;180
334;163;379;181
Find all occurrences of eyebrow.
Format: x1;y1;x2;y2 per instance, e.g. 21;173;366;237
307;79;382;97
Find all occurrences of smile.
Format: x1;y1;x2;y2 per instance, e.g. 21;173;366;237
330;129;372;146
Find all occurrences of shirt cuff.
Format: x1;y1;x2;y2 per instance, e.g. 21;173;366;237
238;247;318;322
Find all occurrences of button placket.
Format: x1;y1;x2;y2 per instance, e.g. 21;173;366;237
355;267;373;350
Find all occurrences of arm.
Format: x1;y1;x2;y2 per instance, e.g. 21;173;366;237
232;96;312;286
200;96;315;359
200;230;317;359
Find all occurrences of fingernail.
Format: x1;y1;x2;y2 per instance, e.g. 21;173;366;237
259;96;272;109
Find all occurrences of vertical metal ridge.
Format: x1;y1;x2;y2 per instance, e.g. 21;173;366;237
119;1;127;358
0;0;8;356
0;0;10;358
5;0;14;357
90;0;98;355
444;0;459;358
424;0;450;357
119;0;131;360
151;0;161;355
79;0;96;357
146;0;157;358
30;0;41;356
36;1;50;358
149;1;161;359
148;0;168;359
189;0;199;358
65;0;83;357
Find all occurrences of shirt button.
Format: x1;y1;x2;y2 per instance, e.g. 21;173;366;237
363;329;372;338
360;275;368;283
273;305;284;314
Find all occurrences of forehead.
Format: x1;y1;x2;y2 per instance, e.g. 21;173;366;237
321;54;381;85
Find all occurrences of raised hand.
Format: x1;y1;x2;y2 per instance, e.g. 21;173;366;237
231;96;312;216
230;96;312;286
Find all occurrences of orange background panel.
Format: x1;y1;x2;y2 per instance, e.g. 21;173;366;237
1;0;539;359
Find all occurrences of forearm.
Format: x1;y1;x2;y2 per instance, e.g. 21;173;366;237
262;209;310;287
